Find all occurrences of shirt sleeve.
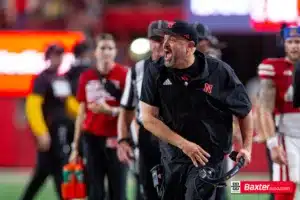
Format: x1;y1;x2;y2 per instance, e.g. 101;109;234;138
32;75;48;96
76;73;86;102
120;68;138;110
257;59;275;80
140;64;160;107
222;65;252;118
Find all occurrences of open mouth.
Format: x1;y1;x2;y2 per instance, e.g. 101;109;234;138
164;48;172;62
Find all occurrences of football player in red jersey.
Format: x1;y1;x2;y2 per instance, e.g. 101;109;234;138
258;26;300;200
69;33;128;200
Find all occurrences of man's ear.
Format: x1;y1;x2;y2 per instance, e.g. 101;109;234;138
188;41;196;48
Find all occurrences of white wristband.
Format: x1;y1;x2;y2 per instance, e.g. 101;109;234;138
266;136;279;150
71;142;77;150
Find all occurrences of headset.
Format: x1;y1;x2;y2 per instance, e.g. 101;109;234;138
194;151;245;199
151;151;245;199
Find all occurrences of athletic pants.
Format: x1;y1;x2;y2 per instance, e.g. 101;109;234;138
84;132;127;200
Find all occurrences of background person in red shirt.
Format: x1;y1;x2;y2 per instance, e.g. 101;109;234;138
69;33;128;200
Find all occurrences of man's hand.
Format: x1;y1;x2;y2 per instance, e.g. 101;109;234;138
37;134;51;152
270;146;287;165
69;149;79;163
236;148;251;166
88;102;119;116
117;141;134;165
180;140;210;167
88;102;110;114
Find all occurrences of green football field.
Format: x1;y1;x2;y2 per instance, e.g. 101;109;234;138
0;169;271;200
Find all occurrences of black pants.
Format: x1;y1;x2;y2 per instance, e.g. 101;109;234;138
20;151;63;200
84;132;127;200
215;159;227;200
162;159;224;200
138;126;161;200
20;120;73;200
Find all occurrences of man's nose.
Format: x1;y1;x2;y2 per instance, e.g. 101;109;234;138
163;41;170;49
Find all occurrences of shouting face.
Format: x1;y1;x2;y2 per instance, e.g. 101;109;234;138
163;34;192;67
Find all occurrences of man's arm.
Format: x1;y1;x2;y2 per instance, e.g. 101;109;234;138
87;101;120;116
238;111;254;152
140;101;187;148
232;116;242;144
118;67;138;140
25;94;48;136
65;96;79;119
117;108;135;140
69;102;85;161
221;64;254;164
72;103;85;149
140;101;210;166
257;79;276;144
116;108;135;164
257;79;287;164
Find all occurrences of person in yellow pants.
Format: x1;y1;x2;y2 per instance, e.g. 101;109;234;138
20;44;79;200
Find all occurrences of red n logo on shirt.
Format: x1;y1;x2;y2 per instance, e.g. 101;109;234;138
203;83;213;94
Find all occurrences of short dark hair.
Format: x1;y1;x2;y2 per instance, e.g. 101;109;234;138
72;41;90;58
95;33;115;42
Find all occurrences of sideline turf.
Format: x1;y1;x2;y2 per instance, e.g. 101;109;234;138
0;172;270;200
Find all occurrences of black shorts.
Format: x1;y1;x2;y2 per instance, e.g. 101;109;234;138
162;159;224;200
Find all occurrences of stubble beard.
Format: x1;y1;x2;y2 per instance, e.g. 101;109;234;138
164;57;175;68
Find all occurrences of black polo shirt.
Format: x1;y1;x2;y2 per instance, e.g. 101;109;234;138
140;51;252;163
33;68;72;125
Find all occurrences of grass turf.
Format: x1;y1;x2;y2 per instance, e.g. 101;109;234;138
0;171;270;200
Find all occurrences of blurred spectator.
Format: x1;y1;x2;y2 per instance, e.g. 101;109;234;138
65;0;100;32
107;0;182;5
41;0;66;20
0;8;8;28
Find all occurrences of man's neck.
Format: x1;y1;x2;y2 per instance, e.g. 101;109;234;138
173;55;195;69
285;56;297;65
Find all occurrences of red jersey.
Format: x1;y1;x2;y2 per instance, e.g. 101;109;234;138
258;58;300;136
77;63;128;137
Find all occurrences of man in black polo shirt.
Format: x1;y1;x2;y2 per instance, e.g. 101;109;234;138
140;20;254;200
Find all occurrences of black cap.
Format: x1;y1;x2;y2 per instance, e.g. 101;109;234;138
192;22;211;40
72;41;90;58
148;20;168;39
154;20;198;46
45;44;64;60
